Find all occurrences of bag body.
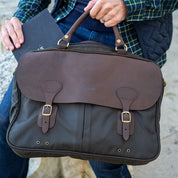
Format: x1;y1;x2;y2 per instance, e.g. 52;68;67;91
7;11;164;165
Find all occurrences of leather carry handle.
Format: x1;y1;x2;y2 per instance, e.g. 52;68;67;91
57;11;128;52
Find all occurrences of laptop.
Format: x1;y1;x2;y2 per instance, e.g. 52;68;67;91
12;9;64;61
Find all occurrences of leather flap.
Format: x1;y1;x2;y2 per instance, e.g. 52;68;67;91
16;49;163;110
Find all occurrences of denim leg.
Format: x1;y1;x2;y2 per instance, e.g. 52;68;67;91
89;160;131;178
0;80;29;178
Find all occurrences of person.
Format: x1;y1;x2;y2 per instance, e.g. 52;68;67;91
0;0;178;177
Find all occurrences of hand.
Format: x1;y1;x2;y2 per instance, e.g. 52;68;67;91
84;0;127;27
0;17;24;51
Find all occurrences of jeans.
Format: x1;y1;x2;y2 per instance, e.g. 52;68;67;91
0;81;29;178
0;20;131;178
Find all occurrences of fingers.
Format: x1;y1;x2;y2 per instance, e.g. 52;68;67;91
101;9;122;27
94;3;113;20
89;0;103;19
0;17;23;51
99;9;113;24
5;20;20;50
84;0;97;11
84;0;127;27
84;0;104;19
104;14;125;27
11;17;24;44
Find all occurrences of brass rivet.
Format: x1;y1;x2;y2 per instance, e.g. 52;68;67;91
126;149;130;153
45;141;49;145
117;148;122;152
36;141;40;145
117;39;121;43
64;35;69;39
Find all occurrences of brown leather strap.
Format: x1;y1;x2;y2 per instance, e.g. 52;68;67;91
122;116;130;141
117;111;134;137
60;11;90;45
112;26;125;50
116;87;137;141
39;81;62;133
38;105;58;133
38;106;51;133
58;11;125;50
42;114;50;133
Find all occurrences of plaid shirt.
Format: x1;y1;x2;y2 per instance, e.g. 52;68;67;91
13;0;178;67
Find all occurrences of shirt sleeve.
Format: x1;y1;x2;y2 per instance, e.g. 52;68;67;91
13;0;51;23
124;0;178;21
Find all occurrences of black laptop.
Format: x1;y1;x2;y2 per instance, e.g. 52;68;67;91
12;9;64;61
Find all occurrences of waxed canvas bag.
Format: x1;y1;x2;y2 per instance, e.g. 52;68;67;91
7;11;165;165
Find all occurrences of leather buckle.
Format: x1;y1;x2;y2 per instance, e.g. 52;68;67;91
121;111;131;123
42;104;52;116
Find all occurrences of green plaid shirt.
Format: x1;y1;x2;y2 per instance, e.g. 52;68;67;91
13;0;178;67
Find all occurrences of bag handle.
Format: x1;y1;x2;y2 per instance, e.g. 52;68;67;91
57;11;128;52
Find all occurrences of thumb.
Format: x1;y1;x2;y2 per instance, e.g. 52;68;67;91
84;0;97;11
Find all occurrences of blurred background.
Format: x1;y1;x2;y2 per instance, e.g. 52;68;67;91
0;1;178;177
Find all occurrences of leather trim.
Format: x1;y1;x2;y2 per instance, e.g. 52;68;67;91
16;47;163;110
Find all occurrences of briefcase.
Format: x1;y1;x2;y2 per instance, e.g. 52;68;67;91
7;11;165;165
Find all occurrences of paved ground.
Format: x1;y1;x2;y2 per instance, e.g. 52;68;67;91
0;1;178;177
